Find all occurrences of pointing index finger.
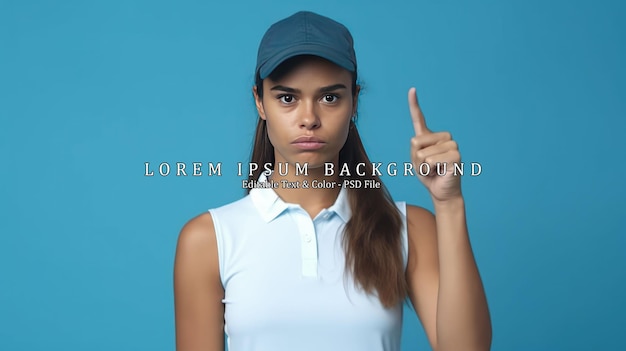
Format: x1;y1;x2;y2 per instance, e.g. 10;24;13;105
408;87;429;136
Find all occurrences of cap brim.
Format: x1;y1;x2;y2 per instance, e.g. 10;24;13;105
258;43;355;80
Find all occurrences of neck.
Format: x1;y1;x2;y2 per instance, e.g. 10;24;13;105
268;162;342;218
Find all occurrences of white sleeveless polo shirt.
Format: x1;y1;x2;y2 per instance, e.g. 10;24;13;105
208;175;409;351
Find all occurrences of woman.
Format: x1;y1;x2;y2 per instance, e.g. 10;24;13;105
174;11;491;351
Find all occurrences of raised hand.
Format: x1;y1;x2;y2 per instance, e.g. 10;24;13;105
408;87;462;203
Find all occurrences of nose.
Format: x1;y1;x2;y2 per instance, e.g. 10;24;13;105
299;100;320;129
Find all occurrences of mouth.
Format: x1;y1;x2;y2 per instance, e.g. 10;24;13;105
292;136;326;150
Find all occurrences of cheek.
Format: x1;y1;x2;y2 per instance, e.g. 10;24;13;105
262;105;298;145
264;120;278;146
263;115;288;148
331;119;352;149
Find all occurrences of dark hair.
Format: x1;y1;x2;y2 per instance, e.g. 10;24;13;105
248;55;407;308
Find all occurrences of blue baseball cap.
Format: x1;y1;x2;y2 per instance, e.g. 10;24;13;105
255;11;357;80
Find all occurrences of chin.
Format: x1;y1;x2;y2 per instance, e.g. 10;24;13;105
275;148;340;170
277;155;336;172
303;162;327;170
298;154;337;167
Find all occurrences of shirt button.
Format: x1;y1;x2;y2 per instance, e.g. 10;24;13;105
305;234;312;242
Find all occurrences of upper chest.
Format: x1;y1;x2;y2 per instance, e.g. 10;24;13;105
220;209;401;332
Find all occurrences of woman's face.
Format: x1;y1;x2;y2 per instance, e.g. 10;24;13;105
253;56;358;170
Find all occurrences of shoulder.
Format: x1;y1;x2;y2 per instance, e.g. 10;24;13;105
178;212;216;248
392;202;435;227
175;212;219;273
405;204;438;261
174;194;255;272
174;212;223;300
404;205;440;349
405;204;436;232
174;212;225;349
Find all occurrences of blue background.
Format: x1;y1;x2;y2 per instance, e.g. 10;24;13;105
1;0;624;350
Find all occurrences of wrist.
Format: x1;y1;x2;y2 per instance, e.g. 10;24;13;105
433;196;465;212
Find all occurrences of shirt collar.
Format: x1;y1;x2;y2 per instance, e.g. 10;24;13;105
326;183;351;223
249;172;352;223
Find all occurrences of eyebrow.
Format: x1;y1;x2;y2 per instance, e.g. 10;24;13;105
269;84;348;94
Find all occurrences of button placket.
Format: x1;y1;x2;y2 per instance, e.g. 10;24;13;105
292;209;318;278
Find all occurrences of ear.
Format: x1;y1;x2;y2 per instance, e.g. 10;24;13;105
352;84;361;117
252;86;267;120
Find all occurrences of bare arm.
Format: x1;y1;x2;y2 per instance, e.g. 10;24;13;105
406;203;492;351
174;212;225;351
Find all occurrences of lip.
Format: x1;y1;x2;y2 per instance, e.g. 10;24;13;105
292;136;326;150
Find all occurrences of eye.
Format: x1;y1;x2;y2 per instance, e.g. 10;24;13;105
278;94;295;104
322;94;339;103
